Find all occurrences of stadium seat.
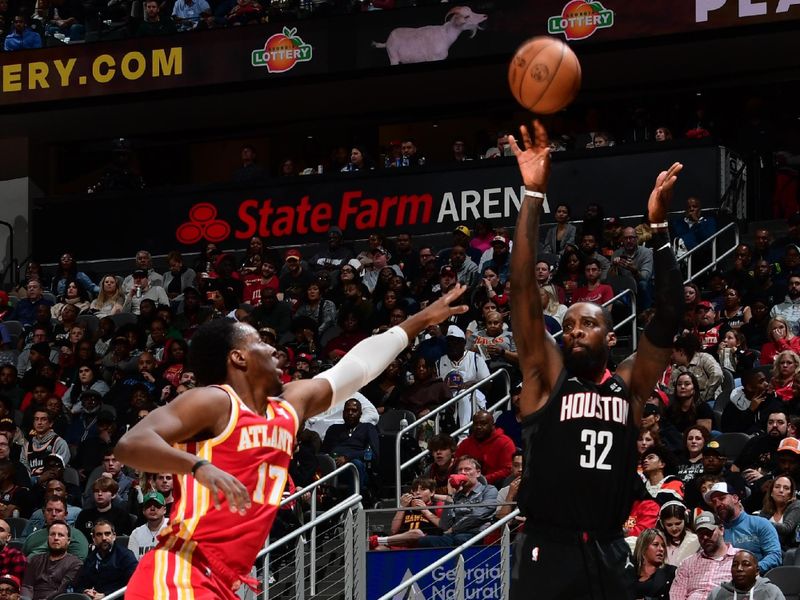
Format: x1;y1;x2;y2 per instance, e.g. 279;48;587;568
714;432;751;464
7;540;23;551
378;409;416;435
765;566;800;600
5;517;28;538
63;467;81;488
110;312;137;328
42;292;57;305
2;320;23;348
53;594;92;600
116;535;129;549
76;314;100;337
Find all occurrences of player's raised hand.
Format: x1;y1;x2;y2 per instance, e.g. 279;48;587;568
193;462;252;515
419;283;469;325
647;162;683;224
508;120;551;192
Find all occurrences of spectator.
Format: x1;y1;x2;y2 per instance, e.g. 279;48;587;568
128;491;168;560
670;197;717;252
655;126;673;142
23;496;89;560
252;287;292;339
495;451;523;520
625;528;675;600
552;246;584;305
397;356;450;419
436;326;489;429
397;138;425;168
454;410;515;487
310;226;354;276
368;478;441;550
732;411;790;506
121;251;164;294
706;549;785;600
171;0;211;30
295;283;337;339
721;369;782;434
279;249;314;298
341;145;373;172
572;259;614;305
424;434;456;495
0;519;26;581
21;409;71;479
669;334;723;403
75;519;137;597
541;204;576;257
578;232;611;280
641;402;683;455
669;511;737;600
612;226;654;308
161;251;196;302
82;448;135;510
320;398;379;492
0;575;19;600
9;282;52;327
136;0;177;36
714;330;757;378
771;349;800;402
641;445;685;504
665;372;714;435
769;274;800;334
657;501;698;567
22;479;81;536
20;520;82;600
704;482;782;573
760;316;800;366
75;477;133;541
3;14;40;50
121;270;169;316
417;456;498;547
494;383;522;449
478;235;511;285
0;461;31;520
676;425;710;484
89;276;125;318
758;475;799;551
437;227;482;268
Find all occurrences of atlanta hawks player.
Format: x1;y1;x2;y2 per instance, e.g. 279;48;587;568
117;286;467;599
508;121;684;599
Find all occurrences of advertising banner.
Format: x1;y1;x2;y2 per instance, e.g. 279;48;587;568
1;1;797;106
33;144;720;260
366;546;503;600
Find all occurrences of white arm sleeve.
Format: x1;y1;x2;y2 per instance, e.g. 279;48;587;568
314;326;409;408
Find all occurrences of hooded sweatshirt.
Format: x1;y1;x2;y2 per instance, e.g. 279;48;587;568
454;427;516;486
707;576;786;600
721;387;783;434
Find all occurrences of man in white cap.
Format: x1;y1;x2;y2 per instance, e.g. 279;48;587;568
704;481;782;573
670;511;738;600
436;325;489;428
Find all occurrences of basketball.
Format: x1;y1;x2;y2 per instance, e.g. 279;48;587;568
508;36;582;114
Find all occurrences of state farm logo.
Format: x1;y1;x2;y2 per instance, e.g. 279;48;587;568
251;27;313;73
176;203;230;244
547;0;614;40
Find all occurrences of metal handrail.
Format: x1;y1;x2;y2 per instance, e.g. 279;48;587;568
103;462;362;600
679;221;739;283
394;369;511;504
376;508;521;600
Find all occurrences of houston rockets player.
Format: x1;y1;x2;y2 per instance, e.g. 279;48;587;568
508;121;684;599
116;285;467;599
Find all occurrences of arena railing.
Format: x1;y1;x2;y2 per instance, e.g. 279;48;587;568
678;221;739;283
375;508;520;600
394;368;511;505
102;461;363;600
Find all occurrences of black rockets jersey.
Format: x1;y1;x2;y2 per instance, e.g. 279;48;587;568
518;369;638;534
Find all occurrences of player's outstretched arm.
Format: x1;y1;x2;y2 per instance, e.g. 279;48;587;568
616;162;684;421
284;284;469;422
116;387;252;514
508;121;563;417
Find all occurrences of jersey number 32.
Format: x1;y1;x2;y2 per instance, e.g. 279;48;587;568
579;429;613;471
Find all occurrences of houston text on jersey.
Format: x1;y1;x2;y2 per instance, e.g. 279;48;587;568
559;392;629;425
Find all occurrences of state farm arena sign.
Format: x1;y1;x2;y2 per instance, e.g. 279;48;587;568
34;145;720;259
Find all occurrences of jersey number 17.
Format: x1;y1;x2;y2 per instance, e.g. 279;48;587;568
253;463;288;505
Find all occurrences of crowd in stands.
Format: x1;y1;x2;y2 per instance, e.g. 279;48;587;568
3;196;800;596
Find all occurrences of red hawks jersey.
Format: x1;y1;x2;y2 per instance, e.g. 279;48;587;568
160;384;298;578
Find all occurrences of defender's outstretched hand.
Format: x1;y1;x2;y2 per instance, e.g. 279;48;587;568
508;120;551;192
419;283;469;325
647;162;683;223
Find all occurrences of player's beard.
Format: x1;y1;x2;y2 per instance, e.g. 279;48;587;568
562;344;607;380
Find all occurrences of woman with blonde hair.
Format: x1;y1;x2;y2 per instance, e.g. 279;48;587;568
90;275;125;318
626;528;676;599
540;284;567;324
771;349;800;401
760;316;800;365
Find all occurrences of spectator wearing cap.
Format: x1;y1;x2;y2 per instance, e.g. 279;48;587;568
641;445;685;504
774;436;800;483
21;409;70;480
28;455;81;512
690;300;724;351
542;203;577;258
436;325;490;429
669;511;737;600
279;248;314;297
454;410;515;487
21;520;82;600
721;369;782;434
121;270;169;317
75;519;137;597
362;247;402;294
23;495;89;560
8;281;53;328
704;481;782;573
669;334;723;403
769;273;800;335
310;226;355;276
0;519;26;581
128;491;167;560
437;226;482;268
75;476;133;542
121;251;164;295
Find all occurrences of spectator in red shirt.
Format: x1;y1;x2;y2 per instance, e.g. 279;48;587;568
454;410;515;486
0;518;26;581
573;259;614;306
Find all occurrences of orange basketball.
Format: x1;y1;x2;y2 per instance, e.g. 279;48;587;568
508;36;582;114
